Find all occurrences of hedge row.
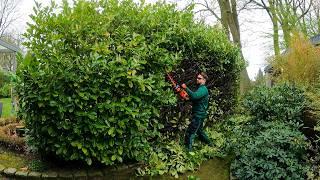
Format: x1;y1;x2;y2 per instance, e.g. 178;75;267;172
18;0;243;165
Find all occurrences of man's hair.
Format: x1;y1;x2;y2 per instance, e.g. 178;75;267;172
198;72;208;81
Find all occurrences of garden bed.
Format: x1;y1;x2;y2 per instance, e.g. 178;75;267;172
0;143;229;179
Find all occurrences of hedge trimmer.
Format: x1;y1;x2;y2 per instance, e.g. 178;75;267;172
166;73;189;101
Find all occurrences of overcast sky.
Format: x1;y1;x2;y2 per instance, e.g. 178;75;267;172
15;0;273;80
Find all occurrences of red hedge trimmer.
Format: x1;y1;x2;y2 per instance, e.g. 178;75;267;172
166;73;189;101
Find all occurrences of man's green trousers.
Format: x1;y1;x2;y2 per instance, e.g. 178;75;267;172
185;116;212;151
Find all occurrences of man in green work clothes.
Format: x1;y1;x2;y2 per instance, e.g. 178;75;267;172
181;72;212;152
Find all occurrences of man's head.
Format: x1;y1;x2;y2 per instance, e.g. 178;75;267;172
196;72;208;85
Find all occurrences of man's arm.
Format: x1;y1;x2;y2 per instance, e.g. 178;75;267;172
186;86;207;100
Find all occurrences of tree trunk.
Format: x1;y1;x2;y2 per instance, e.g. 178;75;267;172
269;1;280;55
273;21;280;55
218;0;231;40
229;0;241;47
317;7;320;34
219;0;249;93
282;25;291;47
217;0;242;48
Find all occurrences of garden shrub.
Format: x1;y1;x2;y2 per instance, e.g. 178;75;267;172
302;84;320;178
0;123;25;151
231;121;310;180
217;115;253;155
0;117;19;126
271;32;320;88
18;0;179;165
28;159;48;172
18;0;242;166
136;128;225;178
243;83;306;124
0;83;11;98
0;69;11;87
300;90;320;140
0;69;12;98
216;76;313;179
220;95;311;179
306;137;320;180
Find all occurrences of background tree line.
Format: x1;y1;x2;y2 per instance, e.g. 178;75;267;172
187;0;319;85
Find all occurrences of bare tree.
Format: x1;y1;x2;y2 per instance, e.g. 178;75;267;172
304;0;320;36
0;0;22;73
250;0;313;55
192;0;251;48
275;0;312;45
0;0;19;37
249;1;280;55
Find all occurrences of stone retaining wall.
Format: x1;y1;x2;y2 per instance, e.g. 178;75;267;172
0;163;140;179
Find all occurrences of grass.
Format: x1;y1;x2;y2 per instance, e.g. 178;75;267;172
182;157;230;180
0;98;15;118
0;147;28;169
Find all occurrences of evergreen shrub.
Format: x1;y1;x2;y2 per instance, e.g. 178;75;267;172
231;121;309;180
243;84;306;124
17;0;243;165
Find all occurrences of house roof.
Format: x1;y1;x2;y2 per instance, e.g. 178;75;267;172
310;34;320;46
0;39;20;53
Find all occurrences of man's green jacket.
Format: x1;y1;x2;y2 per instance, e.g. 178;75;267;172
186;84;209;118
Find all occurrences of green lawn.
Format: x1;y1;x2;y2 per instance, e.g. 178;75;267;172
0;98;15;118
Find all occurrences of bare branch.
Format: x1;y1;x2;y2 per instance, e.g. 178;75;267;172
194;1;221;21
0;0;18;36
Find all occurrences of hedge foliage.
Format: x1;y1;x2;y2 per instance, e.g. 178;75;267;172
17;0;243;165
137;128;225;177
231;121;309;180
243;83;306;124
225;84;310;179
0;69;13;98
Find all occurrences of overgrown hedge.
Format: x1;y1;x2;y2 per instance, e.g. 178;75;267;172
160;24;243;131
17;0;243;166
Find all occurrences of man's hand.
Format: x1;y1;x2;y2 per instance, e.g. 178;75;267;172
181;83;187;89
